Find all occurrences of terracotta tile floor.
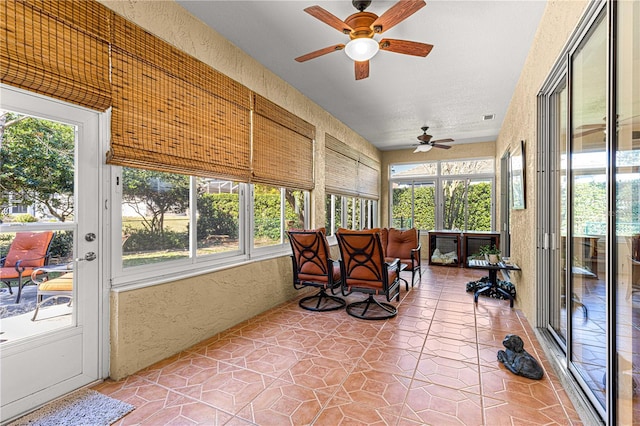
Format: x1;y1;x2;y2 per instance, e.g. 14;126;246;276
94;265;583;425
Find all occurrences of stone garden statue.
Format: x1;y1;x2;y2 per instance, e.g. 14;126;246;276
497;334;544;380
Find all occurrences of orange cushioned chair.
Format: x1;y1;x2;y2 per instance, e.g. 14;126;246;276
0;231;54;303
288;228;345;311
30;264;73;321
336;228;401;320
385;228;422;289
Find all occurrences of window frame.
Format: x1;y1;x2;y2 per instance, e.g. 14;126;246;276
389;157;496;232
110;166;309;288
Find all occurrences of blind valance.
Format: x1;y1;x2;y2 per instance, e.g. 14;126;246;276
252;94;315;190
325;134;380;199
0;0;111;111
107;14;253;181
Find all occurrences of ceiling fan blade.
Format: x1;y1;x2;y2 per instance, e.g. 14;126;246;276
431;138;454;143
295;44;345;62
379;39;433;57
304;6;353;34
574;127;605;138
371;0;426;34
431;143;452;149
355;60;370;80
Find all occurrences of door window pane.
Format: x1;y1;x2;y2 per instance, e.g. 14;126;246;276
569;14;607;409
550;82;569;344
413;182;435;230
0;112;74;223
0;111;76;338
615;0;640;422
467;179;492;231
392;182;413;228
442;179;467;231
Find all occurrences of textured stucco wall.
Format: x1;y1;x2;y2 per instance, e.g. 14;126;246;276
380;141;497;228
109;257;301;379
495;0;589;324
100;0;380;380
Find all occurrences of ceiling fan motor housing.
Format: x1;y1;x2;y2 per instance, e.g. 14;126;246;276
345;12;377;39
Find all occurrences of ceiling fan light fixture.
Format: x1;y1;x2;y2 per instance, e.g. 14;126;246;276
413;144;433;153
345;38;379;61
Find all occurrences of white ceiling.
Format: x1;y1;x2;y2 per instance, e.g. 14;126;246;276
176;0;546;151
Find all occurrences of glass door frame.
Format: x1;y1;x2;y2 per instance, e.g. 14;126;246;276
0;84;107;422
536;0;620;422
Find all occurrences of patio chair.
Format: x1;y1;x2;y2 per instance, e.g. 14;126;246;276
385;227;422;289
0;231;55;303
30;263;74;321
336;228;401;320
288;228;345;311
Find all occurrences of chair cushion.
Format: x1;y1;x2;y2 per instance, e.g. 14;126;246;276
386;228;418;259
5;231;54;267
0;267;38;279
385;257;416;270
345;269;396;291
38;273;73;292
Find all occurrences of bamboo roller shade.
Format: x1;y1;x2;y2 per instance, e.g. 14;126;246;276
108;14;252;181
0;0;111;111
325;133;380;199
3;0;317;189
252;94;314;190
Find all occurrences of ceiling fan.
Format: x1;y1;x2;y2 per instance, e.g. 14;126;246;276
295;0;433;80
413;126;454;152
574;115;640;139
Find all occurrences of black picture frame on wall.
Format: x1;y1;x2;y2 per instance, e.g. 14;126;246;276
511;140;526;210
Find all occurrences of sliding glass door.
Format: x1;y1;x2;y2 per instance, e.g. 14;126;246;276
539;1;640;422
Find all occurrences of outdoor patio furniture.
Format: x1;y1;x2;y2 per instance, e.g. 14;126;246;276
384;227;422;289
30;263;73;321
0;231;54;303
287;228;345;311
336;228;401;320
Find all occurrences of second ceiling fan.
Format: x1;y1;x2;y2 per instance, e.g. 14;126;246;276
413;126;454;152
295;0;433;80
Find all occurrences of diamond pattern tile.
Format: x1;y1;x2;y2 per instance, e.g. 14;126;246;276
91;264;580;425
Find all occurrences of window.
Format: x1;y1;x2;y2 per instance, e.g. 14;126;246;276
325;193;378;235
114;168;308;285
196;178;241;256
390;159;495;231
253;184;307;248
121;168;190;268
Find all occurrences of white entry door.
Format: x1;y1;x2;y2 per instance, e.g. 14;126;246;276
0;85;103;422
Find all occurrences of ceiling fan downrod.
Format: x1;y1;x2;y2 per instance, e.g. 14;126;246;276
352;0;372;12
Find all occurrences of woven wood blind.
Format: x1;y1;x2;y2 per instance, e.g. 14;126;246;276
252;94;315;190
107;13;252;181
325;134;359;196
0;0;111;111
325;133;380;199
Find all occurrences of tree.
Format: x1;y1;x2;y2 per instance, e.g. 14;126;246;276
122;168;190;234
0;112;75;221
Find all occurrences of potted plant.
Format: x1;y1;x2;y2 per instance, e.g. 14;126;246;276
478;244;501;264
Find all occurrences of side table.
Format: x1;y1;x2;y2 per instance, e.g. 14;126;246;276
467;259;521;307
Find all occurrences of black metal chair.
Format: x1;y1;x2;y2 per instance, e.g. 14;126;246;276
336;229;401;320
288;229;345;311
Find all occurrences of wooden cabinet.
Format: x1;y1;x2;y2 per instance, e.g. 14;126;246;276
461;232;500;265
428;231;461;267
428;231;501;267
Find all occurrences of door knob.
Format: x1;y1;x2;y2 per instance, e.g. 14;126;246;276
75;252;96;262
